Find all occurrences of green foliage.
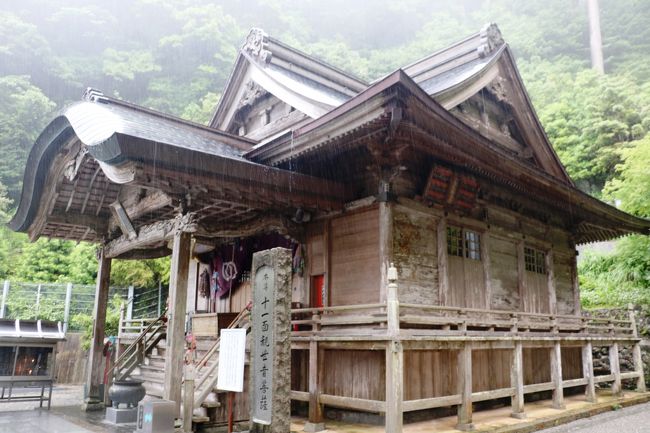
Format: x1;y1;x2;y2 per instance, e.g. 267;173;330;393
110;257;170;290
4;288;65;322
11;238;73;283
71;294;124;350
0;75;55;201
580;236;650;308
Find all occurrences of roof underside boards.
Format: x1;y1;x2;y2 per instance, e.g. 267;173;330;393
10;94;348;243
209;28;367;132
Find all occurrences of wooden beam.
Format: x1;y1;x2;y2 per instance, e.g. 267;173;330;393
84;248;111;405
482;231;493;309
456;342;474;431
550;342;565;409
123;189;173;222
385;340;404;433
112;246;171;260
110;200;137;239
510;341;525;418
379;201;393;303
546;250;557;315
609;343;622;396
164;230;192;415
582;342;597;403
103;214;197;258
517;241;525;312
200;214;301;239
306;341;325;432
437;217;449;306
571;255;581;315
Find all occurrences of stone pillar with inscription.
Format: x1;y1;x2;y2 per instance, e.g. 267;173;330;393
250;247;292;433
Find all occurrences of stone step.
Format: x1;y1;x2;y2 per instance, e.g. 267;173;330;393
131;370;164;384
145;355;166;368
139;364;164;375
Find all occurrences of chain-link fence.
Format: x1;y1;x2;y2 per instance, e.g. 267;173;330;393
0;281;167;331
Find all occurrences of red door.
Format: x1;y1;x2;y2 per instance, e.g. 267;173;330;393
311;275;325;308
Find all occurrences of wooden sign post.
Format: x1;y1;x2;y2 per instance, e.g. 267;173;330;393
250;247;292;433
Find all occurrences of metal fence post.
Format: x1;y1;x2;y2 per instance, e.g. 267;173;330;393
0;280;9;318
126;285;134;320
63;283;73;333
36;284;42;316
157;280;162;317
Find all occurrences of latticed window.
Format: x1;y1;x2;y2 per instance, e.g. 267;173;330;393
524;246;546;274
447;226;481;261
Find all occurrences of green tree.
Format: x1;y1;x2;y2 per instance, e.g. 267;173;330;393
0;75;56;201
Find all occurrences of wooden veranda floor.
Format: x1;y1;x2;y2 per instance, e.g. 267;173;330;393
290;390;650;433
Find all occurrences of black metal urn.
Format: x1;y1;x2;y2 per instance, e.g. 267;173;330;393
108;379;146;408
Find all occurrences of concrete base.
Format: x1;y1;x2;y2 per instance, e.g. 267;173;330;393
511;412;527;419
81;401;105;412
303;421;326;432
456;422;475;431
106;406;138;424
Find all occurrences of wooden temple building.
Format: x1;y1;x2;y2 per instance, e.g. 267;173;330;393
9;24;650;431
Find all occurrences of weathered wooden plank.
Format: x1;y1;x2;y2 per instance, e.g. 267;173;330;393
403;394;462;412
385;341;403;432
550;342;565;409
308;341;324;425
582;342;596;402
437;217;449;306
163;230;191;415
456;343;473;431
379;201;393;303
547;250;557;315
511;341;525;418
609;343;622;396
318;394;386;413
84;248;111;405
472;387;514;402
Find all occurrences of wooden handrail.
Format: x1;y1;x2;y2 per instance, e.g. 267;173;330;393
108;309;167;379
195;306;251;371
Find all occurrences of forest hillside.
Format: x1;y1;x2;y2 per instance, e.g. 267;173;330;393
0;0;648;308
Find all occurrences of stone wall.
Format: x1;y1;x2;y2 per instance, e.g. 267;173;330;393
584;306;650;387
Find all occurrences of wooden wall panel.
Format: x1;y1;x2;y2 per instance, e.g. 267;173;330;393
523;348;551;385
523;271;549;314
472;349;511;392
489;237;519;310
330;208;380;306
404;350;458;400
229;280;251;313
393;206;439;305
291;349;309;392
561;347;583;380
554;254;576;315
448;256;486;308
322;350;385;400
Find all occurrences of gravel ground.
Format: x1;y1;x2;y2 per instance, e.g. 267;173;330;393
541;401;650;433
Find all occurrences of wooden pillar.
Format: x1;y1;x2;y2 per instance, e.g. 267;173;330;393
457;342;474;431
516;241;525;311
582;342;597;403
550;342;565;409
437;217;449;306
163;230;191;415
182;363;195;433
628;305;647;392
510;341;525;418
571;255;581;315
385;340;403;433
379;201;393;303
609;343;622;396
305;340;325;432
84;248;111;405
546;250;557;315
481;231;492;309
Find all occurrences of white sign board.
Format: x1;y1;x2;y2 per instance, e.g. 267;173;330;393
216;328;247;392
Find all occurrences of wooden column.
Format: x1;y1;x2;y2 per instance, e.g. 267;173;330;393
456;343;474;431
437;217;449;306
582;342;597;402
379;201;393;303
516;241;525;311
629;305;647;392
385;340;403;433
510;341;525;418
609;343;622;396
182;363;195;433
164;230;191;415
550;342;565;409
571;255;581;315
481;231;492;309
84;248;112;406
305;339;325;432
546;250;557;315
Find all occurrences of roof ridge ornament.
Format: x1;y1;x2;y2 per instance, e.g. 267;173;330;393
82;87;108;103
477;23;504;58
242;28;272;64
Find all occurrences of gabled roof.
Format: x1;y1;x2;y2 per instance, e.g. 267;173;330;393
209;28;368;131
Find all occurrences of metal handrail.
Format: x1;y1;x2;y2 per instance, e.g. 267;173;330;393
107;309;167;380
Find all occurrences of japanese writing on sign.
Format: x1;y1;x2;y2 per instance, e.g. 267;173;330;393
251;265;274;425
